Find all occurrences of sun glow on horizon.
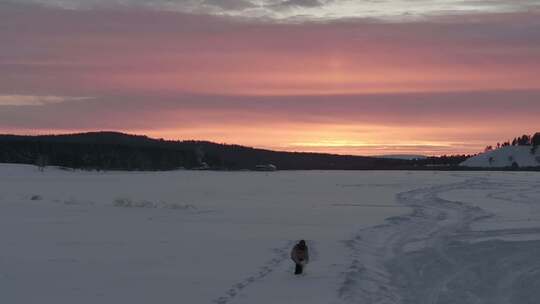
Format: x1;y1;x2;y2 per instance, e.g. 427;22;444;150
288;139;458;149
139;122;490;156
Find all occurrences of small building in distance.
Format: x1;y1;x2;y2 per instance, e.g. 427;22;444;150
255;164;277;171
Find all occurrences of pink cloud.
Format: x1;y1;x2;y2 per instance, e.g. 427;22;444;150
1;3;539;155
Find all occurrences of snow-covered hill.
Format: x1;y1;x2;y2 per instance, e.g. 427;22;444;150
461;146;540;168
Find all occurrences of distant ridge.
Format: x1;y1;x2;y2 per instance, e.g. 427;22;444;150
0;132;470;171
0;132;161;146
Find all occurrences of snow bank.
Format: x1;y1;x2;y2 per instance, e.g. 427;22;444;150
461;146;540;168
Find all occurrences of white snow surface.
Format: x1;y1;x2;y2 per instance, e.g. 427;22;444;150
461;146;540;168
1;164;540;304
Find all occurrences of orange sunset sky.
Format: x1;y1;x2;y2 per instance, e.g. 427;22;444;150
1;1;539;155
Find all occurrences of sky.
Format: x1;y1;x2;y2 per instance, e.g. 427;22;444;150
1;0;539;156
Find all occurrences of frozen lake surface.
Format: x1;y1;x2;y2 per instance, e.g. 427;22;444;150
1;164;539;304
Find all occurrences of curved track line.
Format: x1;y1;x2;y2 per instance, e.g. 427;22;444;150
340;177;540;304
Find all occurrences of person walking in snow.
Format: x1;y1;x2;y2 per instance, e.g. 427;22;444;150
291;240;309;275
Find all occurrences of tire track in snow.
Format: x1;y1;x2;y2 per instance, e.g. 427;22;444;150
212;241;294;304
339;177;540;304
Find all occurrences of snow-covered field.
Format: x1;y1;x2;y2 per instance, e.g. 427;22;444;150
1;164;540;304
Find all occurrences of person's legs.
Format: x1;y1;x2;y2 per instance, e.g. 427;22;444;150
294;263;303;275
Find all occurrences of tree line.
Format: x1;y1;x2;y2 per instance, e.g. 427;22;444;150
484;133;540;153
1;140;199;171
0;132;473;171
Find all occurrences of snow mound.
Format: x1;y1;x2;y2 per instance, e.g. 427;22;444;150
461;146;540;168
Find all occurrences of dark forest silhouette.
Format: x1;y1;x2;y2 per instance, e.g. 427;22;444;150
0;131;492;171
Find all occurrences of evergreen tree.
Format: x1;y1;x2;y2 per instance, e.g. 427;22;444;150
532;133;540;147
532;133;540;153
517;135;531;146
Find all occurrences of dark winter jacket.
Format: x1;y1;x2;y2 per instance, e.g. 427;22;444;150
291;243;309;264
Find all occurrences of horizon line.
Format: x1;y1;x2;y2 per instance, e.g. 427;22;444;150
0;130;483;158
